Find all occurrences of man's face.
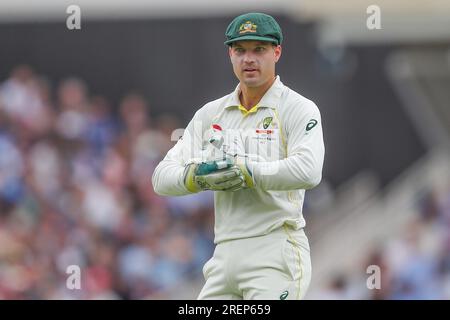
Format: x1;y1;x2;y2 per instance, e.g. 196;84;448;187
229;40;282;88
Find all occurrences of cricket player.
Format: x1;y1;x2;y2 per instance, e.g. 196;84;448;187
152;12;324;300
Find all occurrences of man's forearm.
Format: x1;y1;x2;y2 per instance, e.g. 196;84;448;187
251;152;323;191
152;160;192;196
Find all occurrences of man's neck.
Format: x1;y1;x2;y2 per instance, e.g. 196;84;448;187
239;76;276;110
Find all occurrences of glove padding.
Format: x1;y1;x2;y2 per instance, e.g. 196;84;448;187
210;129;256;189
195;166;244;192
183;158;245;192
232;155;255;189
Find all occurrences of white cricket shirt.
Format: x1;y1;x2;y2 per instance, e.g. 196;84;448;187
152;76;325;243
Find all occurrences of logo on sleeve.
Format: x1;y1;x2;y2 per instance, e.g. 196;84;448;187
306;119;318;131
262;117;273;129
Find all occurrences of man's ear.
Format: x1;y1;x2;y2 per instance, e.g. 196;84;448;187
228;46;233;58
274;45;282;62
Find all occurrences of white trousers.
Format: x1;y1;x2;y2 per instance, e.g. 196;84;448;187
198;224;312;300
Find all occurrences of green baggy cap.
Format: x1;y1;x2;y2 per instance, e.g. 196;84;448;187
224;12;283;46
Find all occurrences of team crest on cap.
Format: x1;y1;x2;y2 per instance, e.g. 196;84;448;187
239;21;257;34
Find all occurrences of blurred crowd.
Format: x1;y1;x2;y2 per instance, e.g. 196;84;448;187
2;64;449;300
0;65;215;299
312;183;450;299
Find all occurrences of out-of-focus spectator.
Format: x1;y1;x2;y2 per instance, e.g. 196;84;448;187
55;77;90;141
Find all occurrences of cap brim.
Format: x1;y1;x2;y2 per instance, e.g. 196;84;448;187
224;35;278;46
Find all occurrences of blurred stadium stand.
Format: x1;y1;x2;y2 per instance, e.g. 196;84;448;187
0;0;449;299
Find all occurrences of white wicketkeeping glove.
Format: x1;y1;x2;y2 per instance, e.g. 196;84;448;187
183;158;245;193
209;129;258;189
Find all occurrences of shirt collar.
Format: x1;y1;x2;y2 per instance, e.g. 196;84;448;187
224;75;284;110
